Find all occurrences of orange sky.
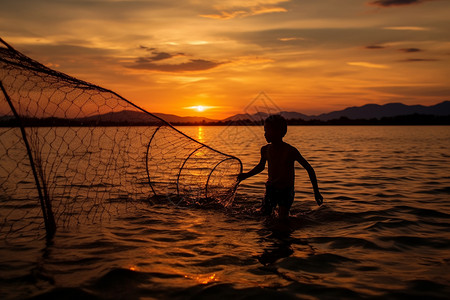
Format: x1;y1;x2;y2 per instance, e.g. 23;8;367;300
1;0;449;119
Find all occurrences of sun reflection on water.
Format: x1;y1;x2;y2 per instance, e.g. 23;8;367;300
128;265;138;271
197;126;204;142
185;273;218;284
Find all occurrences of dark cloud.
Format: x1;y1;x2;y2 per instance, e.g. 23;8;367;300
225;27;444;50
367;85;450;97
398;58;439;62
366;45;385;49
369;0;428;7
137;46;185;63
129;46;221;72
137;52;172;63
139;45;156;52
399;48;421;52
129;59;223;72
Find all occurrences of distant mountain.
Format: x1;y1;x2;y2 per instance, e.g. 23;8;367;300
76;110;217;124
224;112;269;122
77;110;155;123
71;101;450;125
314;101;450;121
153;112;217;123
281;111;311;120
224;101;450;122
224;111;310;122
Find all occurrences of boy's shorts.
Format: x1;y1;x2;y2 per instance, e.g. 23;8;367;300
262;185;295;215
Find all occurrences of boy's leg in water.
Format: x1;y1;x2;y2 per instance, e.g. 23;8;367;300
261;194;274;215
271;205;292;233
275;187;294;230
278;206;290;221
261;186;280;216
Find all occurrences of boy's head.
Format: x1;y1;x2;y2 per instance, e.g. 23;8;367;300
264;114;287;142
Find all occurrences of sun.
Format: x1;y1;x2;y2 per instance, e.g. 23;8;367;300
195;105;205;112
184;105;216;113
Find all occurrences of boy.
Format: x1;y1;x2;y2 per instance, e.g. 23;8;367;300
237;115;323;220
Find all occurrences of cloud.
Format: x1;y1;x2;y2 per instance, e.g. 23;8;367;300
129;46;222;72
200;6;286;19
279;37;306;42
347;61;390;69
399;48;421;52
366;45;385;49
137;52;172;63
367;85;450;97
384;26;429;31
200;1;289;19
225;27;435;50
129;59;223;72
369;0;429;7
229;56;274;66
137;46;185;62
398;58;439;62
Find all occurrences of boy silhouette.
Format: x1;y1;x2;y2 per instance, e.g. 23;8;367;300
237;115;323;220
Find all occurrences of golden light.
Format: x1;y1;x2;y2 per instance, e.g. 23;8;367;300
197;126;204;142
184;105;211;113
184;273;218;284
182;105;224;117
128;265;138;271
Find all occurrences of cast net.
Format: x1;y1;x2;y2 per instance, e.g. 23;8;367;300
0;38;242;239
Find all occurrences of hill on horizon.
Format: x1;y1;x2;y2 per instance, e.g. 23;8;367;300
221;100;450;122
312;101;450;121
75;110;217;124
224;100;450;122
8;100;446;125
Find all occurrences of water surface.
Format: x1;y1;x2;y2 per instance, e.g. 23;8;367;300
1;125;449;299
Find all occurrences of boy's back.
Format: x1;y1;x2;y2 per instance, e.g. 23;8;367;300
264;141;298;189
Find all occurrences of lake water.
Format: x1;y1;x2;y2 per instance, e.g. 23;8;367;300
1;125;450;299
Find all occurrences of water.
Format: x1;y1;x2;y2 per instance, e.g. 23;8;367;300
1;126;450;299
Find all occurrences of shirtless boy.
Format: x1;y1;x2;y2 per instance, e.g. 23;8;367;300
237;115;323;220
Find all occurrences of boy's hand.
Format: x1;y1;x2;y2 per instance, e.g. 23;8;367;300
315;191;323;206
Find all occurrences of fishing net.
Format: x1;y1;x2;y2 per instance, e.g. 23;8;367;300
0;38;242;239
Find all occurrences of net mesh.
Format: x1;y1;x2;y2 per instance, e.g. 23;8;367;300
0;38;242;239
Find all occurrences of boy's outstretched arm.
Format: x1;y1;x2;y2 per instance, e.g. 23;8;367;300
295;150;323;206
237;146;267;182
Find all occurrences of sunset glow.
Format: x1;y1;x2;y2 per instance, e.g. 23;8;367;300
195;105;205;112
184;105;219;114
1;0;449;119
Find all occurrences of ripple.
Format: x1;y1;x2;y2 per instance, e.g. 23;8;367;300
394;206;450;219
190;255;256;267
278;253;358;273
310;236;388;251
27;287;99;300
186;283;298;300
378;236;450;249
365;218;419;231
419;186;450;195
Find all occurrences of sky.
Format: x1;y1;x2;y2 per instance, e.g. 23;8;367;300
1;0;449;119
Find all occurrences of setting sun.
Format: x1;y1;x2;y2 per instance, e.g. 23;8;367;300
184;105;214;113
195;105;205;112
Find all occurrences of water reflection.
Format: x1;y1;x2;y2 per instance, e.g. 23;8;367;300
197;126;204;142
1;126;449;299
184;273;218;284
257;230;294;265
